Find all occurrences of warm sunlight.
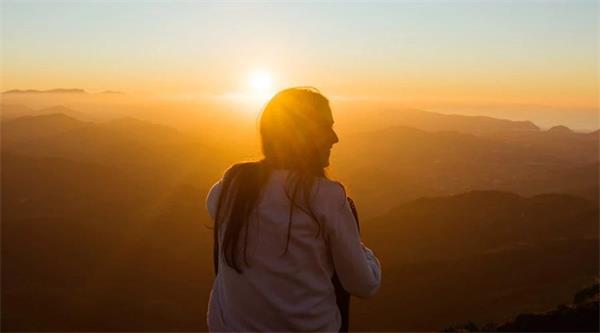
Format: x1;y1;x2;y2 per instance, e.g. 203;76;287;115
248;70;274;102
3;2;599;332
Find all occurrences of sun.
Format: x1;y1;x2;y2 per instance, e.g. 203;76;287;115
248;70;274;100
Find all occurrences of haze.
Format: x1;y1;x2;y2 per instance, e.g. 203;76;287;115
1;1;599;332
1;0;598;129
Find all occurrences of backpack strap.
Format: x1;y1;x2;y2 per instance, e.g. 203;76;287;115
334;196;360;332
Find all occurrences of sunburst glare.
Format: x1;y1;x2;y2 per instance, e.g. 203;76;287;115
248;70;274;102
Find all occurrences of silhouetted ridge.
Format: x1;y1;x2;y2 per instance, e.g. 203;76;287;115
2;113;84;127
99;90;125;94
334;121;598;219
37;105;78;114
573;283;599;304
547;125;574;135
2;88;87;94
587;129;600;137
0;104;88;121
420;190;522;204
386;108;540;134
368;190;598;263
1;98;597;332
0;104;34;119
2;113;85;131
1;113;89;145
443;282;599;332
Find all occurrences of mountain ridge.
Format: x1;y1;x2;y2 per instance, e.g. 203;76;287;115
3;88;87;94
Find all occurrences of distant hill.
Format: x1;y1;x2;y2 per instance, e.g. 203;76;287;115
332;124;598;218
5;147;596;331
547;125;575;135
1;104;88;120
349;191;598;331
1;113;234;183
1;151;216;331
1;113;90;145
0;104;35;119
337;108;540;136
443;282;599;332
99;90;125;95
2;88;123;95
2;113;184;147
2;88;87;94
353;237;598;331
4;111;597;222
364;190;598;263
1;107;598;332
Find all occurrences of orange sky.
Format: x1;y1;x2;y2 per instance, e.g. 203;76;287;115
1;1;598;128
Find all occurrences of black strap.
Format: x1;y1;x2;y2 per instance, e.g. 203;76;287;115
212;196;361;332
335;196;360;332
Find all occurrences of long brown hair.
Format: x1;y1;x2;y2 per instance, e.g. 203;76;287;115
214;87;331;273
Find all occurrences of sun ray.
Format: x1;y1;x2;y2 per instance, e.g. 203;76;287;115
248;70;274;102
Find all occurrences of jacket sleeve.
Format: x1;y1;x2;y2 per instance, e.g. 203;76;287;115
324;184;381;298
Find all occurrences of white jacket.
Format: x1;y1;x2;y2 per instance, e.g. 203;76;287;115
205;169;381;332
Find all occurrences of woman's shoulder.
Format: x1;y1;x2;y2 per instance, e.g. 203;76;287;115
315;176;345;194
207;162;262;196
205;162;264;216
206;179;224;220
314;176;348;209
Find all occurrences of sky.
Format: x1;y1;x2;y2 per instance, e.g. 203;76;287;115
1;0;598;127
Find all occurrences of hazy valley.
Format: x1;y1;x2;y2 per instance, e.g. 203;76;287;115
1;97;598;331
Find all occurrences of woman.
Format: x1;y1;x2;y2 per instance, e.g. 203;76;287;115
205;87;381;331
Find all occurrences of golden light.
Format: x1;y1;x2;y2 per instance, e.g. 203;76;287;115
248;70;274;101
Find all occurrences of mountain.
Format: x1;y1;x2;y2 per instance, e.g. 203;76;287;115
363;191;598;263
349;191;598;331
1;113;90;145
1;113;235;186
1;104;34;119
4;111;597;222
331;125;599;219
547;125;575;135
1;152;215;331
353;237;598;331
0;111;239;331
1;104;88;120
1;108;597;331
7;145;595;331
2;88;87;94
2;89;123;95
38;105;82;114
489;126;597;157
443;282;599;332
337;108;540;136
99;90;125;95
